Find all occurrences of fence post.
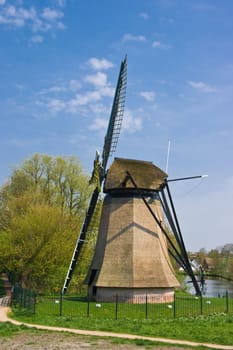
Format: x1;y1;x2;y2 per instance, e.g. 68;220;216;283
145;293;148;319
21;288;24;308
23;288;25;308
59;290;63;317
115;294;118;320
173;293;176;319
28;289;31;311
226;290;229;314
87;293;90;317
200;294;203;315
33;291;36;314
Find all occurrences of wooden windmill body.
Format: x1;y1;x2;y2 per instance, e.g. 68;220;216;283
85;158;179;303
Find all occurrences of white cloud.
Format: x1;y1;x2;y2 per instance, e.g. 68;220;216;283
38;80;81;95
30;35;44;43
15;7;36;20
152;40;171;49
67;91;105;113
15;83;25;90
122;109;142;133
0;3;65;35
35;59;119;117
56;0;66;7
152;41;161;48
42;83;141;136
99;86;115;98
89;117;108;131
42;7;63;21
87;57;114;70
152;104;159;112
37;72;115;115
188;81;217;93
67;86;114;114
57;21;65;29
69;80;81;92
90;109;143;134
140;91;156;102
68;134;87;146
89;103;108;115
49;85;66;93
31;18;51;32
139;12;149;20
0;5;35;27
7;17;25;26
38;85;66;95
47;98;65;113
0;5;36;27
84;72;108;87
122;33;146;43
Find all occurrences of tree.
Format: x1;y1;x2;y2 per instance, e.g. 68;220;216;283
196;248;207;266
2;154;91;215
0;154;96;293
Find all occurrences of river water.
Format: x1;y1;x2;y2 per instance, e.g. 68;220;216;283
184;278;233;297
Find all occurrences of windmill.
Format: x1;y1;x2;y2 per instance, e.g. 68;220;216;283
62;56;202;302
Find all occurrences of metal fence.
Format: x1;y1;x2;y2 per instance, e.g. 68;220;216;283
13;285;36;314
27;291;233;320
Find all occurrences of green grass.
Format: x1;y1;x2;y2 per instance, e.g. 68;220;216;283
33;294;231;320
10;292;233;346
0;322;40;337
0;322;210;350
11;308;233;346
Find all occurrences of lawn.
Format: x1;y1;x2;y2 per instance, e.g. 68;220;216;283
10;290;233;346
11;307;233;346
0;322;211;350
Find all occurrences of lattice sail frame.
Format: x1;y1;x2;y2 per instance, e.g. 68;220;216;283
101;57;127;171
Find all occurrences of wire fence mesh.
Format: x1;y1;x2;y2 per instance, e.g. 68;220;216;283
13;285;36;314
13;287;233;320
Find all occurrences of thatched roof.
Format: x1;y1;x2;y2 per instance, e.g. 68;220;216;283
104;158;167;192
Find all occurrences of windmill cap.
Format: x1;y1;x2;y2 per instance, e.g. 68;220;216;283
104;157;167;192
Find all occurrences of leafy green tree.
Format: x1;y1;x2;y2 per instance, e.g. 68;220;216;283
3;154;91;214
208;249;224;275
0;154;97;293
195;248;207;267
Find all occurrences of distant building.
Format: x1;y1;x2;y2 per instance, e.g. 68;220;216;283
202;257;215;271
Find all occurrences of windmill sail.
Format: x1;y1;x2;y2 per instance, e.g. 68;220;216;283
62;57;127;295
101;56;127;171
127;172;201;296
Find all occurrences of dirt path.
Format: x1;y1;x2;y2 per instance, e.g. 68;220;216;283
1;306;233;350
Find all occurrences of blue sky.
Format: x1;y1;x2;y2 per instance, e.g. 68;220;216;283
0;0;232;252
